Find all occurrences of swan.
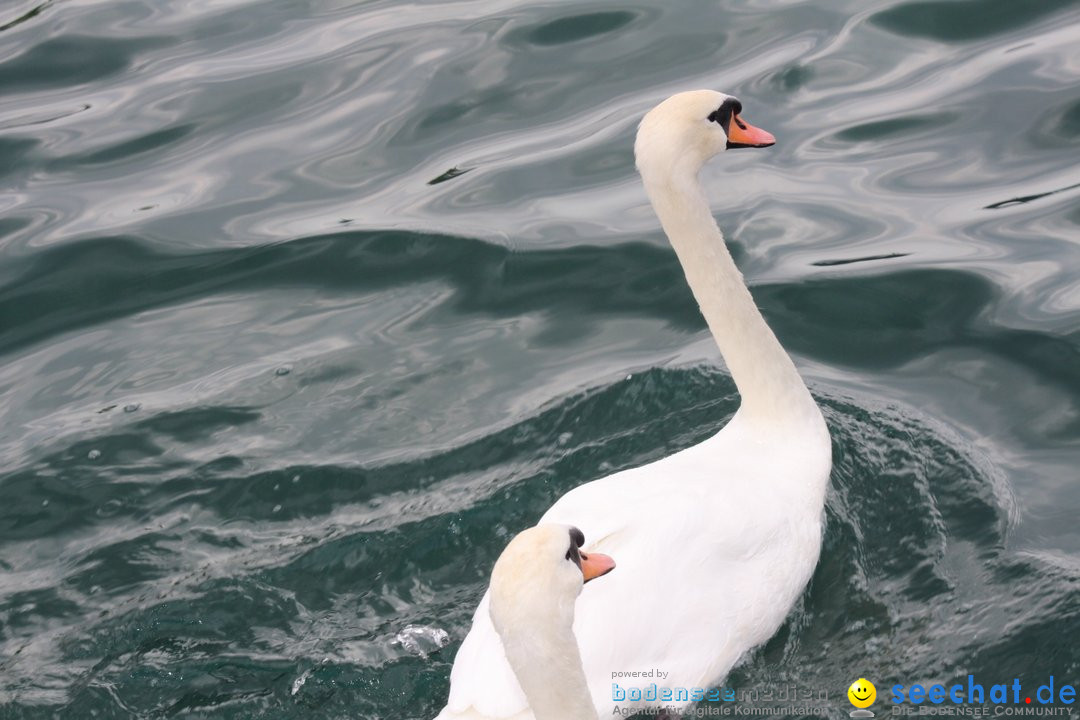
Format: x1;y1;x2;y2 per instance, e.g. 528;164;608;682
436;90;832;719
487;524;615;720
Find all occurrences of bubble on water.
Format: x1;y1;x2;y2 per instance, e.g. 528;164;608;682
393;625;450;658
123;403;140;413
291;670;310;696
275;365;292;376
97;499;123;518
87;449;101;460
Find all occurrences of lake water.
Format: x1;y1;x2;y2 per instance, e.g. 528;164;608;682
1;0;1079;718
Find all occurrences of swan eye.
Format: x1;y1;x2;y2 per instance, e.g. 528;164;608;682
707;98;742;133
565;543;581;566
565;527;585;565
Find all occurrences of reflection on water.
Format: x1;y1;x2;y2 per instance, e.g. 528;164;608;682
1;0;1079;717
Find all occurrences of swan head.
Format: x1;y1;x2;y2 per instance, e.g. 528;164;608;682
488;528;614;720
489;524;615;637
635;90;775;180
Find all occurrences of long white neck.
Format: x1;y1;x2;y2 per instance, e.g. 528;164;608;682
641;161;818;426
497;604;596;720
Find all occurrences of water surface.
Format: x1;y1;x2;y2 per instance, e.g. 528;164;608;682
1;0;1079;717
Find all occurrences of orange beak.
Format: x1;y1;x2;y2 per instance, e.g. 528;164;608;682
726;113;776;149
580;551;616;583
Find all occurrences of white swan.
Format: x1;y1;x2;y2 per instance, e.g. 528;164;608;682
487;524;615;720
436;90;832;719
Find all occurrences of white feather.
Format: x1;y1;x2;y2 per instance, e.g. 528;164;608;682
435;90;832;720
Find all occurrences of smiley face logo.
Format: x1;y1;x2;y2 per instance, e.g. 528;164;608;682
848;678;876;709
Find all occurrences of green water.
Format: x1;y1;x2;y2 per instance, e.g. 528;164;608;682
1;0;1079;718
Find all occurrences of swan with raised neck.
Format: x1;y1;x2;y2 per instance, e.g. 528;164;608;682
436;90;832;720
635;89;817;426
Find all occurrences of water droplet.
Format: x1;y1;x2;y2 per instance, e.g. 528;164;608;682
273;483;280;491
87;449;101;460
626;374;633;381
275;366;292;376
41;499;49;507
291;475;300;483
291;668;312;696
272;504;282;513
393;625;450;658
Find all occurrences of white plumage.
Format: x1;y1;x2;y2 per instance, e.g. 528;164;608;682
436;90;832;719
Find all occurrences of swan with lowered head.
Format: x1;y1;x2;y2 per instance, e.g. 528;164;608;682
437;90;832;719
486;524;615;720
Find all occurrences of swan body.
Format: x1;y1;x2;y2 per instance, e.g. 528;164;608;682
436;90;831;719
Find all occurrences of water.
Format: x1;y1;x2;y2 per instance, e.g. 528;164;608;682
1;0;1079;717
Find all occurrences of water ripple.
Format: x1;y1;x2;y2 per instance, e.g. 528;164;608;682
1;0;1079;716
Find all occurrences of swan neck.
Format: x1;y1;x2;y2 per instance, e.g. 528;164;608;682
497;604;596;720
642;167;817;424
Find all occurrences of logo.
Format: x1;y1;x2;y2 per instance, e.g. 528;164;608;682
849;678;877;718
889;675;1076;714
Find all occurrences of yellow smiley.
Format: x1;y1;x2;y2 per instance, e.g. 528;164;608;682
848;678;876;708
